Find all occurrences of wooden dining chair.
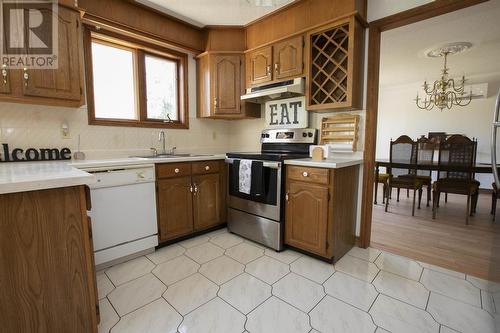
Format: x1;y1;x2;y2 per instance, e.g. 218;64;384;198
385;135;423;216
432;135;479;224
491;182;499;221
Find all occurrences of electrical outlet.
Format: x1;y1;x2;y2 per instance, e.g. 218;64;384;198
61;128;71;139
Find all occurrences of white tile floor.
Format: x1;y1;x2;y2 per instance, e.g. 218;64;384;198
97;228;499;333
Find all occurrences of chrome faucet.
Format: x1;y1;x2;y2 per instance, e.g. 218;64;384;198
158;131;167;155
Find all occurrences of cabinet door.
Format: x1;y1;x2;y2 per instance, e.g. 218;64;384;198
157;177;193;241
285;181;329;256
246;46;272;86
212;55;241;115
193;173;222;231
273;35;303;80
23;7;83;102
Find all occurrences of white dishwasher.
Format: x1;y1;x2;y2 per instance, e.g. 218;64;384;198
85;164;158;267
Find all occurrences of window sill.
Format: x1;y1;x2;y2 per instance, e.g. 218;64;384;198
88;118;189;129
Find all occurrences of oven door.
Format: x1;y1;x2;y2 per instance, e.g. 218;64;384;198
225;158;282;221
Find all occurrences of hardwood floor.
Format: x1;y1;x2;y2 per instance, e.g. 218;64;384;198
371;184;500;282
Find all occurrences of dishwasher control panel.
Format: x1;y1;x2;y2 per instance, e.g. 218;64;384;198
86;166;155;189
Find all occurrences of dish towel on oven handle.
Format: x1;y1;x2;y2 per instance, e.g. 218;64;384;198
238;159;252;194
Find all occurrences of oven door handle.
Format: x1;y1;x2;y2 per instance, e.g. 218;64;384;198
225;158;281;169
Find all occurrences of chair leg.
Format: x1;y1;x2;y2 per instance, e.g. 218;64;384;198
445;192;448;203
412;189;416;216
427;185;431;207
418;188;423;209
397;188;400;202
374;180;378;205
432;189;437;219
385;186;390;212
407;188;409;198
382;183;387;204
472;193;479;215
437;192;440;207
465;194;471;225
491;192;495;215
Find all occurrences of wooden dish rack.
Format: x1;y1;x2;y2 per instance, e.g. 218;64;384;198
320;114;359;151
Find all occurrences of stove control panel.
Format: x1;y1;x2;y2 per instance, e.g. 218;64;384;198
261;128;317;144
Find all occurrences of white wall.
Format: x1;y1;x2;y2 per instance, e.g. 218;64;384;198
0;56;233;159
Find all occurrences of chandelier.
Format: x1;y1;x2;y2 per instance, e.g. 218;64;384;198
415;43;473;111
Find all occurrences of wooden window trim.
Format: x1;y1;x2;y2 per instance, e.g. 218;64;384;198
83;24;189;129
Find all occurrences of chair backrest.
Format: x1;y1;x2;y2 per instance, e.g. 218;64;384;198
416;136;435;177
389;135;418;177
437;134;477;181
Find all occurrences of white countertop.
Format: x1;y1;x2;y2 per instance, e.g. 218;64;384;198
0;154;227;194
284;157;363;168
0;162;96;194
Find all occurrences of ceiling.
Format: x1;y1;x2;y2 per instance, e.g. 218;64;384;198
379;0;500;89
135;0;296;27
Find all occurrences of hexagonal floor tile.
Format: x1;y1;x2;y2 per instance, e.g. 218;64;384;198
310;295;376;333
108;273;166;316
96;271;114;300
178;298;246;333
111;298;181;333
210;233;244;249
146;244;185;265
185;242;224;264
370;294;439;333
264;249;302;264
273;273;325;312
199;255;244;285
245;256;290;284
323;271;378;311
335;255;379;282
179;235;210;248
374;252;422;281
98;298;119;333
246;297;311;333
225;242;264;264
152;256;199;286
163;273;218;315
347;247;381;262
373;271;429;309
290;256;335;284
219;273;271;314
421;269;481;307
105;256;155;286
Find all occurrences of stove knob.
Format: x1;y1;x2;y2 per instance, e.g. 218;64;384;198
261;134;266;138
308;132;313;138
265;134;270;138
302;132;307;138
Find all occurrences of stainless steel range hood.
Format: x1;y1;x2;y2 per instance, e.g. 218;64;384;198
241;78;304;103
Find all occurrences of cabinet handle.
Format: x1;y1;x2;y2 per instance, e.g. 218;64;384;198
193;184;199;195
302;171;309;177
266;65;271;76
1;64;7;85
214;98;218;109
189;185;194;193
205;165;210;171
285;192;289;201
174;168;180;174
23;67;29;86
274;63;279;73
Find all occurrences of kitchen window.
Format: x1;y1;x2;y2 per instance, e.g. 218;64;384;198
83;26;188;129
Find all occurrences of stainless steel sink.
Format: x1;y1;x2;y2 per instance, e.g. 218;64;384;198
132;153;213;159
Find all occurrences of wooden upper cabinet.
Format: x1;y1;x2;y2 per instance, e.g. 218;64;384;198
23;7;83;102
197;52;260;119
193;173;222;231
212;55;241;115
285;181;329;256
273;35;304;80
0;6;84;107
246;46;272;86
306;15;364;111
157;177;194;241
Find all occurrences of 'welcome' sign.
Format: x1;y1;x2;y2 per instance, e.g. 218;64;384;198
0;144;71;162
265;96;307;129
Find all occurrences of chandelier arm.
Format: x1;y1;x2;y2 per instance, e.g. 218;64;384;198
448;78;465;93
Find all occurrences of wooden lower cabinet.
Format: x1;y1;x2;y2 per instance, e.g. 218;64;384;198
285;165;359;262
193;173;222;231
157;176;194;241
0;186;98;333
156;160;226;242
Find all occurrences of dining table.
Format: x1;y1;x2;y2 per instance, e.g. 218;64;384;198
374;159;497;204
